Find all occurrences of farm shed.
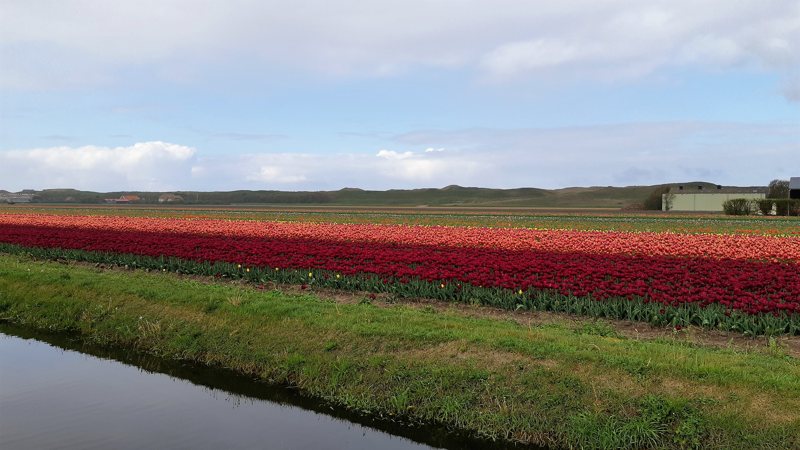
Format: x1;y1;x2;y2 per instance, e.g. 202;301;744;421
790;177;800;200
158;194;184;203
662;185;766;212
104;195;141;204
0;193;35;204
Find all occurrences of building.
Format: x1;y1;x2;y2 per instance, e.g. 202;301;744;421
104;194;141;204
790;177;800;200
158;193;184;203
0;193;35;204
662;185;766;212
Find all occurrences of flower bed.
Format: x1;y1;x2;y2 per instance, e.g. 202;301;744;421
1;214;798;334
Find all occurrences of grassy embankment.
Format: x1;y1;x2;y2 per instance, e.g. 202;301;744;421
1;253;798;449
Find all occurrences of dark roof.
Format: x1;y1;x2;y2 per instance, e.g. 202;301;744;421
670;186;767;194
790;177;800;190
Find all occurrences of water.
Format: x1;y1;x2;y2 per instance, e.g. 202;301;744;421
0;325;528;450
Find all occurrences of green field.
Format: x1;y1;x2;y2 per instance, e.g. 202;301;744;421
1;253;798;449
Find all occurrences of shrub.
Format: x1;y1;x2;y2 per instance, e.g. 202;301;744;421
773;199;800;216
722;198;753;215
756;199;774;215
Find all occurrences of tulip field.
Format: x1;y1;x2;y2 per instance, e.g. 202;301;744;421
10;204;800;235
1;209;799;335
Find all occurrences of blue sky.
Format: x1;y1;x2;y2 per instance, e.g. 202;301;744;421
1;0;798;191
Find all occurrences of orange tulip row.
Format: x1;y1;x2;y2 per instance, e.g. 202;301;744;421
1;213;798;263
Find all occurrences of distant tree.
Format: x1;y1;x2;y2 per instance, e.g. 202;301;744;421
643;186;671;210
663;192;675;211
768;179;789;199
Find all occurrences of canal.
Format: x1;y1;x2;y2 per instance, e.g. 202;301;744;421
0;325;533;449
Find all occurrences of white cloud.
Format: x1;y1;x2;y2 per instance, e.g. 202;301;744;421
482;39;585;76
377;150;459;182
247;166;307;184
2;122;796;192
479;2;799;87
204;153;316;188
678;35;744;66
189;148;475;190
376;149;414;160
0;141;195;191
374;148;474;182
1;1;798;99
391;122;800;188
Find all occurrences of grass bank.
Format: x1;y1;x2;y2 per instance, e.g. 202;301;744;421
1;253;798;449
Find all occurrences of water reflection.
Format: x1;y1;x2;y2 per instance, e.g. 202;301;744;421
0;325;537;450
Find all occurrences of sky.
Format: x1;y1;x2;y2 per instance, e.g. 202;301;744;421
1;0;798;192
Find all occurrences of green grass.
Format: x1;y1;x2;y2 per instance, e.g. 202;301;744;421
1;253;798;449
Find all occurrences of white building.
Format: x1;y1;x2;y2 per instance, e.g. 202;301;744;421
0;193;35;204
662;185;766;212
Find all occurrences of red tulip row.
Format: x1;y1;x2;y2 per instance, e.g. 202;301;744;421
2;213;799;263
1;223;798;316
